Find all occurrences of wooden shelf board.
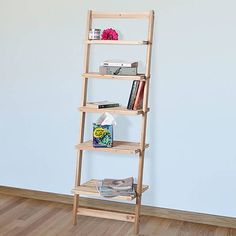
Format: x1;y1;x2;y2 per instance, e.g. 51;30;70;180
82;72;147;81
72;179;149;201
76;207;135;222
79;106;149;116
75;140;149;154
91;11;151;19
85;40;149;45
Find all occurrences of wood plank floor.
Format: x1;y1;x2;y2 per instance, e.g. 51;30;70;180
0;193;235;236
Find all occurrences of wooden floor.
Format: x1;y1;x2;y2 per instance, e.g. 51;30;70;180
0;194;235;236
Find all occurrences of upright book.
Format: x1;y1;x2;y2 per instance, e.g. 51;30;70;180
133;81;145;110
127;81;140;110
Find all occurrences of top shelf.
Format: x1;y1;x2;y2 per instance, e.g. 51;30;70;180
91;11;152;19
85;40;150;45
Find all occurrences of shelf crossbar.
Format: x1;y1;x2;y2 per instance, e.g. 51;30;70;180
85;40;149;45
75;140;149;154
72;179;149;201
92;11;151;19
82;72;147;81
76;207;135;222
79;106;149;116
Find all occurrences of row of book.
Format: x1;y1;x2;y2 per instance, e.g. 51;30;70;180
86;81;144;111
86;80;145;110
86;60;144;110
96;177;135;198
127;80;144;110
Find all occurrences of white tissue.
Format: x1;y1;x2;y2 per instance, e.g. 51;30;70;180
96;112;116;126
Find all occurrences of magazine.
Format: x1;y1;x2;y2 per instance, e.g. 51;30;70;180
96;177;135;198
102;177;133;190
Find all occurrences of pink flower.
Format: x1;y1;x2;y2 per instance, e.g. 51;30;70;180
101;28;118;40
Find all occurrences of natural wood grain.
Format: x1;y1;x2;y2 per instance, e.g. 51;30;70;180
0;193;236;236
85;40;149;45
79;106;149;115
0;187;236;229
75;140;149;154
77;207;135;222
91;11;151;18
0;185;72;204
134;10;155;234
75;11;154;233
82;72;147;81
71;179;148;201
73;9;92;226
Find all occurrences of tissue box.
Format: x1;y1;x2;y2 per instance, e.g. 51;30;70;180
93;123;113;148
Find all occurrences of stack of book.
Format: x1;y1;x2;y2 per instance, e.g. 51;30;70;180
96;177;135;198
99;60;138;76
127;81;145;110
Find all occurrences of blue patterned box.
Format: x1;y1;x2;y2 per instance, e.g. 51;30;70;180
93;123;113;148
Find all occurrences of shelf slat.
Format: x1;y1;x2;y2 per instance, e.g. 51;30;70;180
92;11;151;19
82;72;147;81
85;40;149;45
77;207;135;222
72;179;149;201
79;106;149;116
76;140;149;154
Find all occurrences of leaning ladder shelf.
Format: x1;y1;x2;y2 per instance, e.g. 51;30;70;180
72;10;154;235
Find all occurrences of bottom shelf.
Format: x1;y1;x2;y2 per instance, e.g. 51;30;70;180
72;179;149;201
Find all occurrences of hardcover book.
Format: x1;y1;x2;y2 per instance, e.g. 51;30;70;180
87;101;120;109
127;81;140;109
133;81;145;110
101;60;138;68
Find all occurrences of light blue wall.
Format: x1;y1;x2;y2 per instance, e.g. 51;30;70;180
0;0;236;218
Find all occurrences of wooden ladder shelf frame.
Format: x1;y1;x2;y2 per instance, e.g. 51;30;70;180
72;10;154;235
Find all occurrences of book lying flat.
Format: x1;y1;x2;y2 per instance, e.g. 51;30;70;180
97;185;135;198
101;60;138;68
96;177;135;198
86;101;120;109
102;177;133;190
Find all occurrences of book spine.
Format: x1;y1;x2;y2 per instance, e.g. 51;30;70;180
127;81;140;110
102;62;138;67
133;81;145;110
98;104;119;109
127;81;135;109
129;81;140;109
